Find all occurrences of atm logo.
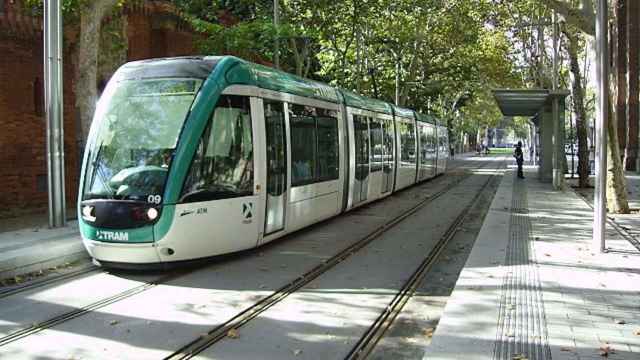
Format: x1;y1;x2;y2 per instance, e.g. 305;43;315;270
96;230;129;242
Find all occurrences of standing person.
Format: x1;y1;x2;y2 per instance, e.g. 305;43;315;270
514;141;524;179
529;145;534;164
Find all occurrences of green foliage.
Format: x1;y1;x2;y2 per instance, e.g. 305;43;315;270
24;0;126;20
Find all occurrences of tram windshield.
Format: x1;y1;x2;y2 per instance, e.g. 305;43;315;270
82;78;202;202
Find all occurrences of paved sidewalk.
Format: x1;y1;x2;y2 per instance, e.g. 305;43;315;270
426;165;640;360
0;218;87;281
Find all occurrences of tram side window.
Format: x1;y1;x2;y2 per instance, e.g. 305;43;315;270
354;115;370;181
181;95;253;202
264;100;286;196
290;105;317;185
370;119;383;172
427;125;435;156
383;119;394;164
419;125;428;161
316;109;339;181
290;104;339;186
399;121;416;165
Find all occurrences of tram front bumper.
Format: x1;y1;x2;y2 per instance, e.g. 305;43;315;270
82;239;162;265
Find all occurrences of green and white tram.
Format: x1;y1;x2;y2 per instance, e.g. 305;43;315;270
78;56;449;268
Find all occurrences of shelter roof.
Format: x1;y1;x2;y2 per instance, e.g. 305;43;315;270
493;89;570;125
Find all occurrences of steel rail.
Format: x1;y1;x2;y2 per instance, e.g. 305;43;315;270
164;158;502;360
345;160;504;359
0;268;191;347
0;264;100;300
0;157;493;350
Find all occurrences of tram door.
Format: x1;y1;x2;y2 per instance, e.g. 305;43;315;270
368;118;384;199
353;115;370;205
381;117;394;194
263;100;287;235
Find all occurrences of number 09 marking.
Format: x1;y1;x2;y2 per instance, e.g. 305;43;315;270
147;195;162;204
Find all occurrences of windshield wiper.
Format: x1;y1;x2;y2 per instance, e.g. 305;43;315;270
180;186;241;202
88;140;115;199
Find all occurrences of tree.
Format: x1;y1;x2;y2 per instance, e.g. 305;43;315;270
626;0;639;170
541;0;630;213
562;25;591;187
614;0;627;160
76;0;122;150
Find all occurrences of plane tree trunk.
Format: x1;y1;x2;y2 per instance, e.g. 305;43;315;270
75;0;120;153
615;0;627;158
626;0;639;171
542;0;630;213
563;26;591;187
607;1;631;213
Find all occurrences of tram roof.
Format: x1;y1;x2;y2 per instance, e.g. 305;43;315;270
115;56;219;80
393;105;416;119
222;57;341;103
339;89;393;115
415;112;438;125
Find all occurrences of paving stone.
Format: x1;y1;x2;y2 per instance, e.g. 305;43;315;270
425;166;640;360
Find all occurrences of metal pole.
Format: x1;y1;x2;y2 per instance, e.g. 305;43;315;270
273;0;279;69
571;114;575;178
594;0;608;252
395;58;400;105
552;11;563;190
45;0;66;228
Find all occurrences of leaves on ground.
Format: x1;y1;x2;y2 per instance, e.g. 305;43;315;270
599;344;614;357
226;328;240;339
423;327;435;338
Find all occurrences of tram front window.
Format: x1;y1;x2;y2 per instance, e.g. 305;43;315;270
82;78;202;202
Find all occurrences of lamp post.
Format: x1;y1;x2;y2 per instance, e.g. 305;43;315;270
593;0;608;253
44;0;66;228
273;0;279;69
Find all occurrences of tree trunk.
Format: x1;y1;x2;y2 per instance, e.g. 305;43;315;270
563;27;590;187
615;0;627;160
626;0;639;170
607;56;631;213
606;93;630;213
542;0;630;211
606;1;631;213
75;0;120;152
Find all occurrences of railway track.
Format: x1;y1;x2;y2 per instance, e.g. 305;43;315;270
164;158;505;360
0;156;496;353
0;264;100;300
346;159;504;359
0;268;192;347
0;156;476;299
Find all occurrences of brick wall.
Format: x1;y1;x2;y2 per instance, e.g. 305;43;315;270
0;0;197;219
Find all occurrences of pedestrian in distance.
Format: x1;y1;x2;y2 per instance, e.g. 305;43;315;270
529;145;534;164
514;141;524;179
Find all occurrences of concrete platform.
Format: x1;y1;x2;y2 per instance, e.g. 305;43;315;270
425;165;640;360
0;220;88;281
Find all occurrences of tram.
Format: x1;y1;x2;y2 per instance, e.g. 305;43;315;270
78;56;449;268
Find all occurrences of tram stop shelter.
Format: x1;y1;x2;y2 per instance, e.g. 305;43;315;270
493;89;570;189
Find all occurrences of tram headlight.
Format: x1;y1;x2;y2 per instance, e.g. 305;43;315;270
82;205;96;222
146;207;159;220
